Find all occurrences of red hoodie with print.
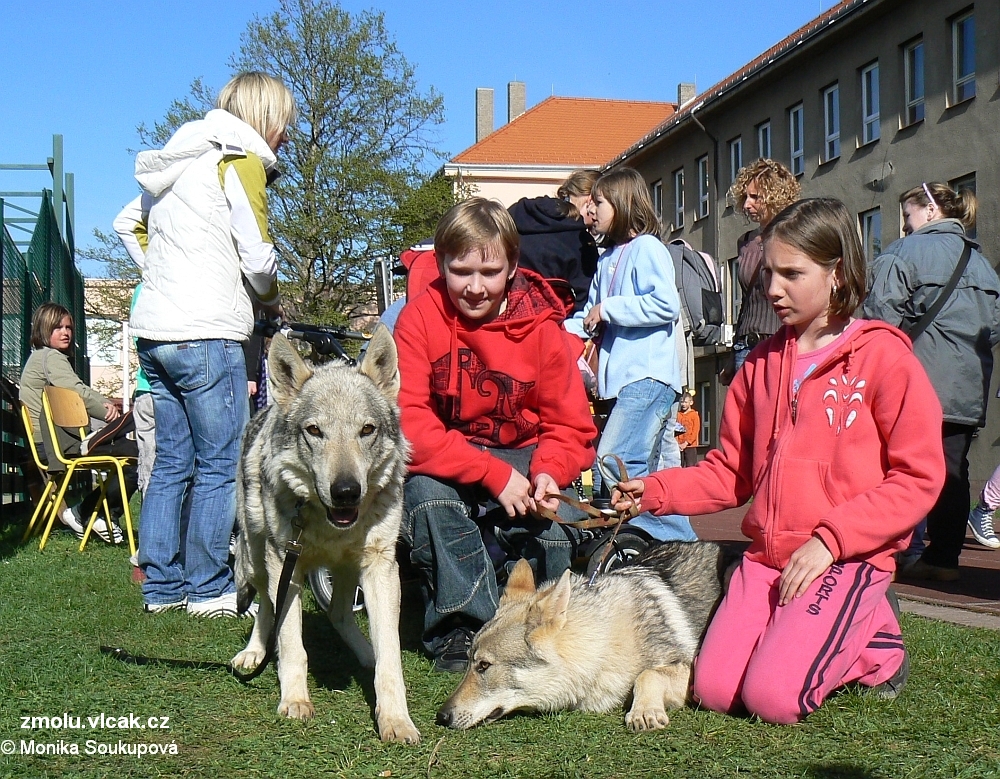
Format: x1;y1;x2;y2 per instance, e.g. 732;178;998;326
639;320;945;572
395;268;597;497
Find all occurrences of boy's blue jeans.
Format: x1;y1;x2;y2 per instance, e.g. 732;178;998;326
137;339;249;606
402;446;581;655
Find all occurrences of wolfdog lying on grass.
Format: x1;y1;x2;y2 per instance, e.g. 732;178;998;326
231;326;419;744
437;541;729;731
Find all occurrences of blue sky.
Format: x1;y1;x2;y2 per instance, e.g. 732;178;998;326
2;0;834;275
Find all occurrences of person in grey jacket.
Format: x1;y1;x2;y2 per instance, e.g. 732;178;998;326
863;182;1000;581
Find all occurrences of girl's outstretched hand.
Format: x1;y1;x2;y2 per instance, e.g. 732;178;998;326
611;479;645;514
779;537;835;606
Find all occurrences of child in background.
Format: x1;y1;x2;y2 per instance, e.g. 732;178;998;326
613;198;945;723
394;197;597;673
675;391;700;467
566;167;696;543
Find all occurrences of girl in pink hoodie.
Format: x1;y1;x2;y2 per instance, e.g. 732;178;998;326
614;199;945;723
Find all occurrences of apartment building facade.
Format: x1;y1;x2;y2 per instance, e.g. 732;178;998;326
612;0;999;484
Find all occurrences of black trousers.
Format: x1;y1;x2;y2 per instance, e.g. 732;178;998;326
921;422;975;569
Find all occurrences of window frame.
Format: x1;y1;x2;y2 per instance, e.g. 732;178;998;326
903;39;925;126
728;136;743;184
860;207;882;262
672;168;685;230
756;121;771;159
650;179;663;219
696;155;710;220
822;83;840;162
861;62;880;144
789;103;804;176
952;11;976;104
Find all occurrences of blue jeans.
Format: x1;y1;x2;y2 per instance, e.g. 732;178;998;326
597;379;697;543
401;447;581;654
137;339;249;605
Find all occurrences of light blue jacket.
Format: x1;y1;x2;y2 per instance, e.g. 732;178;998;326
566;234;682;398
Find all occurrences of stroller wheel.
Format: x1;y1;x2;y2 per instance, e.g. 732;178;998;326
585;528;655;578
307;567;364;614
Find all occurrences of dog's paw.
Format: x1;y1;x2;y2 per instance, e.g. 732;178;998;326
625;707;670;732
378;714;420;745
278;698;315;720
231;648;266;671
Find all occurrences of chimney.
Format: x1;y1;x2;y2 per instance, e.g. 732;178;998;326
476;87;494;143
508;81;526;123
677;82;697;108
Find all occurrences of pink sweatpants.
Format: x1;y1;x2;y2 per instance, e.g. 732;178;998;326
981;462;1000;511
693;556;904;724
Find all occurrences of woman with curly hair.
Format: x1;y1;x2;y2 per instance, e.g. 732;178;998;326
726;159;801;378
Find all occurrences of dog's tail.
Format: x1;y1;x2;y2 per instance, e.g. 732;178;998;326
232;528;258;615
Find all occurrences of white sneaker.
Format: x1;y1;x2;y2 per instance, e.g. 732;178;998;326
60;506;86;538
186;592;257;618
89;516;124;545
144;598;187;614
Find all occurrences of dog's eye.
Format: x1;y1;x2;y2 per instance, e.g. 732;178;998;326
475;660;491;674
360;423;376;437
305;424;323;437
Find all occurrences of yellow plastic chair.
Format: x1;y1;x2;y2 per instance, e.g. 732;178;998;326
39;386;137;555
19;403;68;541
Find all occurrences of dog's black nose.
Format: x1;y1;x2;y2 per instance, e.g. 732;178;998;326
329;479;361;506
435;709;452;727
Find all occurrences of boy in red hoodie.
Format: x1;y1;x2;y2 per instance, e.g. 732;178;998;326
394;198;597;672
614;199;945;723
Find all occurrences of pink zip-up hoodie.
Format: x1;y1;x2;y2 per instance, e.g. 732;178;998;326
640;320;945;572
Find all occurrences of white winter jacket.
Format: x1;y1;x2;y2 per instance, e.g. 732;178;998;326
117;109;281;343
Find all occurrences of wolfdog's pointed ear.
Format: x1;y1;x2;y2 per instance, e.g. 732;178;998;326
530;570;571;633
360;324;400;401
500;559;536;604
268;333;313;407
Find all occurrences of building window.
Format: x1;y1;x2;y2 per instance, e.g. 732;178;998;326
860;208;882;262
728;137;743;184
950;172;977;238
952;11;976;103
822;84;840;162
673;168;685;229
86;318;122;367
789;103;804;175
904;40;925;126
651;179;663;218
757;121;771;159
861;62;880;144
697;156;710;220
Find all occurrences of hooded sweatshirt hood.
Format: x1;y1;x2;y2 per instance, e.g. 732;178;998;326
135;109;276;198
509;196;585;235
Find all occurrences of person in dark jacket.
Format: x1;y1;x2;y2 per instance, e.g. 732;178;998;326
508;195;598;313
863;182;1000;581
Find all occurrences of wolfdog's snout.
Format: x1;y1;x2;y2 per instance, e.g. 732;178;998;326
330;478;362;507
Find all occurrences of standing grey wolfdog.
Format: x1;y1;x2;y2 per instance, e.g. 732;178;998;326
230;326;419;744
437;541;730;732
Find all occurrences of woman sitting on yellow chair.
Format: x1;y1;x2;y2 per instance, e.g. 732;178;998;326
20;302;136;543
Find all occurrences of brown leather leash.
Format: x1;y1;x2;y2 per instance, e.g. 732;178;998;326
532;454;640;585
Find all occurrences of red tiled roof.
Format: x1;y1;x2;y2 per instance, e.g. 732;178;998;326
452;97;676;167
613;0;866;164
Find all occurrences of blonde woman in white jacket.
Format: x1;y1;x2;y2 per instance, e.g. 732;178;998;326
115;72;294;617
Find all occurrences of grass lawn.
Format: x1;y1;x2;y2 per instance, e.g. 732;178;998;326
1;521;998;779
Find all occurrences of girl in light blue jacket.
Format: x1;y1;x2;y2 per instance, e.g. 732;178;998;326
567;167;696;542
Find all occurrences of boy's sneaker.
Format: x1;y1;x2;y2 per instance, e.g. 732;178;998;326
432;627;474;673
89;516;124;545
186;592;257;619
968;503;1000;549
144;598;187;614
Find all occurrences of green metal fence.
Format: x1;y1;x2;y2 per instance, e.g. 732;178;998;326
1;190;88;516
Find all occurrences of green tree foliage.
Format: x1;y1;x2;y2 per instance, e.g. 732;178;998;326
238;0;446;323
90;0;449;326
